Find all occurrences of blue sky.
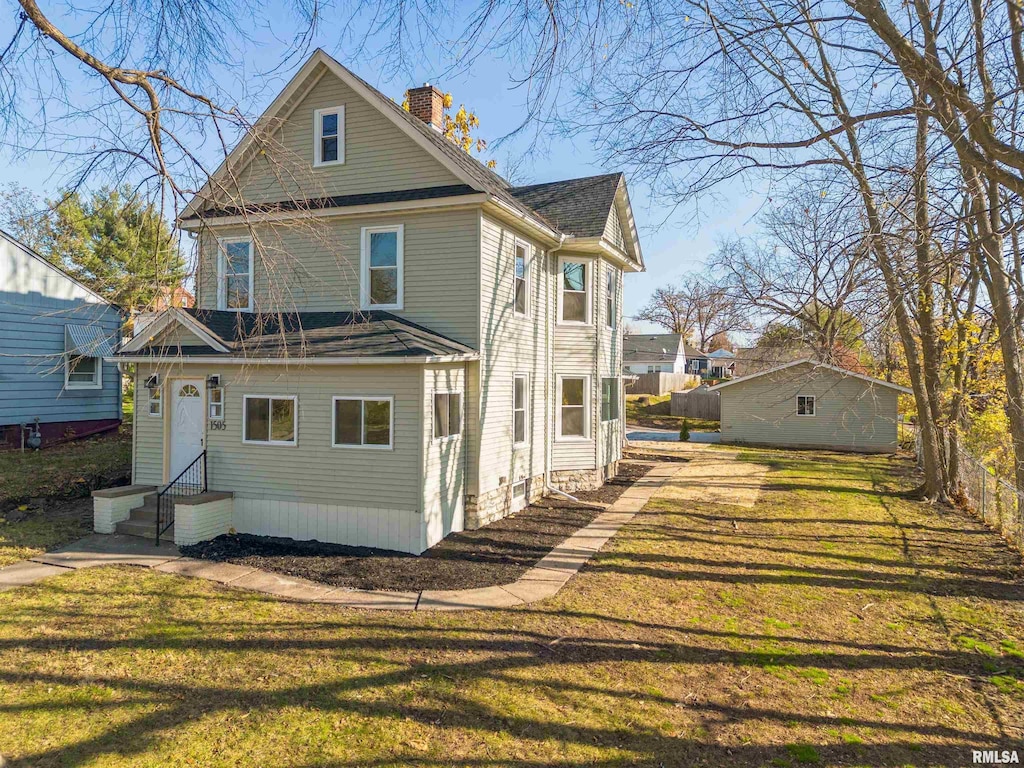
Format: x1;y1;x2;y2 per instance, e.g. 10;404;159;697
0;3;764;330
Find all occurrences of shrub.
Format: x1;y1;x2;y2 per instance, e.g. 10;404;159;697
679;419;690;442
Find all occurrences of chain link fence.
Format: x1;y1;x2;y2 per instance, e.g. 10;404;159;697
915;429;1024;554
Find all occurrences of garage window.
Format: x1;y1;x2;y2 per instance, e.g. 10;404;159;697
797;395;816;416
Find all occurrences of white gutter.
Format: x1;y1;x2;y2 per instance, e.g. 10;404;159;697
110;353;480;365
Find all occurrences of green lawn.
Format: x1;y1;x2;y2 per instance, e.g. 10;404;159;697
626;393;719;431
1;449;1022;766
0;429;132;566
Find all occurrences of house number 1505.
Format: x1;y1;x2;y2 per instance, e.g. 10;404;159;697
209;420;228;430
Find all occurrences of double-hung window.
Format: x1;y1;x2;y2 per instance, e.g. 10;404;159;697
559;259;589;323
513;374;528;445
797;395;816;416
66;355;101;389
601;377;620;421
513;242;529;316
209;388;224;421
333;396;393;448
433;392;462;439
243;395;297;446
361;225;403;309
605;267;617;328
148;386;162;416
314;106;345;166
218;237;253;312
558;375;589;439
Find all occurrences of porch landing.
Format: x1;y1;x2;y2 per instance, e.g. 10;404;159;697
1;462;681;609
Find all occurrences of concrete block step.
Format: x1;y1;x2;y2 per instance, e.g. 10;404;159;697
115;518;174;541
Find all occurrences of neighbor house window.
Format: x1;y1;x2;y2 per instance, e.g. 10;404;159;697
361;225;403;309
601;377;620;421
217;237;253;312
513;242;529;316
148;386;162;416
243;395;297;446
647;365;656;374
433;392;462;439
513;374;528;445
314;106;345;166
333;396;393;448
65;355;101;389
558;375;589;439
559;259;589;323
797;395;816;416
209;387;224;421
606;267;617;328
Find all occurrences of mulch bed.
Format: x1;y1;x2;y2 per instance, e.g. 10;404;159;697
181;461;652;592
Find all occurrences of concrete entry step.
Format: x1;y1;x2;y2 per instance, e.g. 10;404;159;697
115;518;173;542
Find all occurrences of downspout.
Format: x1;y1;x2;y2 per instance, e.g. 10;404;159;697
544;236;580;502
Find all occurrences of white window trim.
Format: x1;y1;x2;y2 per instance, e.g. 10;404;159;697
148;385;162;417
513;239;531;318
64;354;102;390
208;387;225;422
432;390;463;442
556;374;591;442
331;395;395;450
557;257;591;325
241;394;298;447
360;224;404;310
217;236;254;312
313;105;345;167
513;372;529;447
797;395;817;417
606;266;618;329
601;377;620;422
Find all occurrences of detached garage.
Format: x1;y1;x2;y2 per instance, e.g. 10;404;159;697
709;360;912;453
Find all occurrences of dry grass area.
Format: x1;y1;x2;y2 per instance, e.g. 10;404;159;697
626;393;719;432
1;449;1023;767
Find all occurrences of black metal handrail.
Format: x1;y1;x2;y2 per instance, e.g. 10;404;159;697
156;450;207;545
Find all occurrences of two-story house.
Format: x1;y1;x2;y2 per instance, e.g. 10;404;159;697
103;50;644;554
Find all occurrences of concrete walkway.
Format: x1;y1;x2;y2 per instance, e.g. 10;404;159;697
0;462;680;611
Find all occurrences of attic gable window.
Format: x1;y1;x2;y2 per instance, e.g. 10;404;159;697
314;106;345;167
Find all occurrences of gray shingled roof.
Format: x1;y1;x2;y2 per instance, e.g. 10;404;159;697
509;173;623;238
126;309;477;359
624;334;687;364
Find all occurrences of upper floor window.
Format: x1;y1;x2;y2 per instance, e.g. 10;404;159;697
559;259;589;324
513;242;529;316
217;237;253;312
606;267;618;328
314;106;345;167
361;225;404;310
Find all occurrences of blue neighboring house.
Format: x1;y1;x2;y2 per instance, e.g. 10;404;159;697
0;229;122;450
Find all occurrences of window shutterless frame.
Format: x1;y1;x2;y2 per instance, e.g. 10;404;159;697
432;391;463;440
216;236;254;312
556;374;590;441
513;240;530;317
557;257;590;325
64;354;102;390
241;395;298;446
331;395;395;449
513;373;529;446
313;105;345;167
148;385;162;417
605;266;617;329
360;225;404;310
796;395;816;416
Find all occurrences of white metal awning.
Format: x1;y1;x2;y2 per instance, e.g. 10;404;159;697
65;324;116;357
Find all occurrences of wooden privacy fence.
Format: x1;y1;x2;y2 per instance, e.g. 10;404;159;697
670;386;721;420
625;372;700;396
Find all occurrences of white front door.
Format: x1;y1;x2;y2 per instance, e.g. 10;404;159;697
169;379;205;481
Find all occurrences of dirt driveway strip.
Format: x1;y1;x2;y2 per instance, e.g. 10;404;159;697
633;440;769;508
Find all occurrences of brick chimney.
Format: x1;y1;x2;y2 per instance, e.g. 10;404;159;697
407;83;444;130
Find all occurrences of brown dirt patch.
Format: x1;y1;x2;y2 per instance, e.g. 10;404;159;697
181;461;651;591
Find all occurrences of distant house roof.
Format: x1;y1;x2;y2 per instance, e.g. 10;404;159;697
683;343;708;359
121;308;477;362
707;349;735;358
508;173;623;238
708;359;913;394
624;334;686;364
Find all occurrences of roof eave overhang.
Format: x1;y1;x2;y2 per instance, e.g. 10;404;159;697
178;193;489;230
483;198;563;246
561;236;643;272
111;353;480;365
